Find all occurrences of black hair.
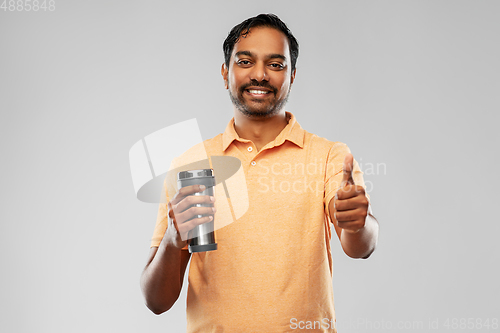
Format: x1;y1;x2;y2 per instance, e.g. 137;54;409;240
223;13;299;73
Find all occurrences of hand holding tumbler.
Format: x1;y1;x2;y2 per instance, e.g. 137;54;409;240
177;169;218;253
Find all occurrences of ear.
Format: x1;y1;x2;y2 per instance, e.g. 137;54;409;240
221;63;228;89
290;68;296;85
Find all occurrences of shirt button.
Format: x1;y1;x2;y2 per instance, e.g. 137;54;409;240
247;146;253;152
251;161;256;166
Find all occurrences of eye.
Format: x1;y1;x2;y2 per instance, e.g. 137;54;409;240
237;60;252;66
270;63;284;70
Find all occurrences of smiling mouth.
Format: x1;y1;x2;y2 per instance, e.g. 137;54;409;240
244;89;273;98
246;89;270;94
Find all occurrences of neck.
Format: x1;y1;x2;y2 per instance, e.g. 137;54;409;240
233;110;289;151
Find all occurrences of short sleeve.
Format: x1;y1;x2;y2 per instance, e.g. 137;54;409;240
324;142;368;222
150;172;188;250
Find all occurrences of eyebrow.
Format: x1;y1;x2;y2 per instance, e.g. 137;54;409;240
235;51;287;62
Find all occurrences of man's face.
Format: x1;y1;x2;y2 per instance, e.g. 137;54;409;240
222;26;296;118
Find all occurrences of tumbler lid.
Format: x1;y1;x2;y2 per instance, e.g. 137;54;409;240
177;169;214;180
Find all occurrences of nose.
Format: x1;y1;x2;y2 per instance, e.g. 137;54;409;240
249;62;268;82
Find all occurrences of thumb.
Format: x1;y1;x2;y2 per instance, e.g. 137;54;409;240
341;153;355;187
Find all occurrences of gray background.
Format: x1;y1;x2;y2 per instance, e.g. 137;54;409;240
1;0;499;332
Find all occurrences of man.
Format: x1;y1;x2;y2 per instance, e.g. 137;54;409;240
141;13;378;332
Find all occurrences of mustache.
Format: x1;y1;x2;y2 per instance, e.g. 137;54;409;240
240;80;277;95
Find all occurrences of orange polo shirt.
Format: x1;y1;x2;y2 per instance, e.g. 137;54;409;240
151;112;366;332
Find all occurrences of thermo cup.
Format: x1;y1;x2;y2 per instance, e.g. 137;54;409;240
177;169;217;253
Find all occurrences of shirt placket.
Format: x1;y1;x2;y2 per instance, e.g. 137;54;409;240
235;141;275;167
244;143;258;166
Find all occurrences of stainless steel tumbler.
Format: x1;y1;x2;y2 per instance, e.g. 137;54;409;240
177;169;217;253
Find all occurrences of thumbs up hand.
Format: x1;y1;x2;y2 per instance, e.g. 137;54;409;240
333;153;369;234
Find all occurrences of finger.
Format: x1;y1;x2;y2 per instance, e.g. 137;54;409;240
175;206;216;225
341;153;355;187
335;204;368;223
334;196;360;212
184;215;214;230
337;220;363;233
173;194;215;214
336;185;366;200
170;184;206;205
334;209;363;222
178;216;214;240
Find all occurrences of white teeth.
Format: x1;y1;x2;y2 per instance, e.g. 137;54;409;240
248;89;269;94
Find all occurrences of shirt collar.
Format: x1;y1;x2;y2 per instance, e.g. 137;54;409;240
222;112;305;151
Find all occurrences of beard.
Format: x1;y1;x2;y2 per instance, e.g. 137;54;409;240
228;79;291;119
